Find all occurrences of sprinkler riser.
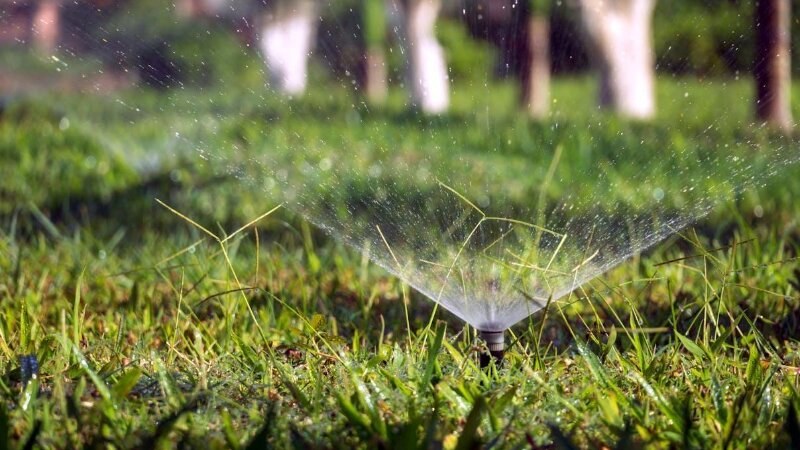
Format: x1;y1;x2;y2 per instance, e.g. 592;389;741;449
479;330;505;368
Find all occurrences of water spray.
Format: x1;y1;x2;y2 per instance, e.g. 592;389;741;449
31;0;800;383
479;329;505;368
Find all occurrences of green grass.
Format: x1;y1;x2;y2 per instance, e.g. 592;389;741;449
1;74;800;448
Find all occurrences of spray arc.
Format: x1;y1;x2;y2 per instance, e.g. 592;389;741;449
21;0;800;368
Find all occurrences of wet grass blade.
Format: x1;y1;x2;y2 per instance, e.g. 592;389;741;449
784;400;800;449
575;340;612;391
710;374;728;425
139;395;203;448
547;424;578;450
336;391;372;432
421;396;441;450
676;332;709;361
244;402;277;450
721;392;748;449
627;369;684;432
73;270;84;352
19;420;41;450
69;343;112;403
112;368;143;399
455;396;486;450
0;401;8;450
221;409;241;450
282;377;312;413
420;321;446;390
379;368;414;396
491;386;518;419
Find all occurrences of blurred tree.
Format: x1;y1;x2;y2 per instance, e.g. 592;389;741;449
32;0;60;53
183;0;447;110
361;0;388;103
521;0;550;118
461;0;588;78
257;0;318;96
390;0;450;113
577;0;656;119
176;0;210;18
459;0;549;116
88;0;260;89
176;0;318;94
754;0;793;131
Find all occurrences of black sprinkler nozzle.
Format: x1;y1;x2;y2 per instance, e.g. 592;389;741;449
479;330;505;368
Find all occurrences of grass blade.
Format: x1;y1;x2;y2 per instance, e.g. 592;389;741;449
244;402;277;450
70;343;112;403
139;395;203;448
336;391;372;432
785;400;800;449
19;420;41;450
676;332;709;361
455;396;486;450
547;424;579;450
112;368;143;399
420;322;446;390
0;401;8;450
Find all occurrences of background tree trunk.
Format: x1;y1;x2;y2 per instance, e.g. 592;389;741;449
577;0;655;119
393;0;450;114
362;0;388;104
32;0;60;53
521;12;550;118
754;0;793;131
364;49;388;103
176;0;205;18
257;0;317;96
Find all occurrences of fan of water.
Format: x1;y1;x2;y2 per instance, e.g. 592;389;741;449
3;0;798;338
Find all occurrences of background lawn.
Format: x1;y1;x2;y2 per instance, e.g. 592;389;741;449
1;71;800;448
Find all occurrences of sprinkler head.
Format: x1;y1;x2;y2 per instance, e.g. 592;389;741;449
479;330;505;368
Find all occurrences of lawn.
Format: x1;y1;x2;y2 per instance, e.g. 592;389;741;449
1;73;800;448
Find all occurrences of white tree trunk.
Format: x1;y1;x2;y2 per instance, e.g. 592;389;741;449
522;15;550;118
578;0;656;119
364;49;389;103
257;1;317;96
390;0;450;114
180;0;231;17
32;0;60;53
176;0;202;17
